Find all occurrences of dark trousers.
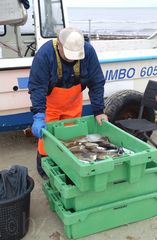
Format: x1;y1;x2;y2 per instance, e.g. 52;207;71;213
36;151;47;177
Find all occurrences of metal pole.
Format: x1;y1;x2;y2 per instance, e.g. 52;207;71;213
14;25;23;57
88;19;91;42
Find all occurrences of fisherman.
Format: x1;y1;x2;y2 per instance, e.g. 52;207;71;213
28;27;108;178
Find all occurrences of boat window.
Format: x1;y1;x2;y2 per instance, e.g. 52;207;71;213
20;0;34;35
0;0;35;59
39;0;65;38
67;7;157;40
0;26;5;36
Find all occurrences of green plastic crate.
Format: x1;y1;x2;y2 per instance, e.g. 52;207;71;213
43;181;157;239
42;157;157;211
42;115;157;192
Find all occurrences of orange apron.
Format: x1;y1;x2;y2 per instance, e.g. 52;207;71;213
38;85;82;155
38;39;82;155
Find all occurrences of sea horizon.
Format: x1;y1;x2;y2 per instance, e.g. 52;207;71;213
67;7;157;37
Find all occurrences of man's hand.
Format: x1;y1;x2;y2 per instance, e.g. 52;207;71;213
95;114;108;125
32;113;47;138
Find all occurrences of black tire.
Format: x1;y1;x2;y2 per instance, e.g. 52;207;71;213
104;90;155;141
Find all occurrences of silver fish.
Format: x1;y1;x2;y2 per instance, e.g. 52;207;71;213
86;134;103;142
83;142;99;149
74;150;97;162
77;134;103;143
61;135;126;162
69;145;85;153
95;146;107;153
96;152;107;160
61;140;78;148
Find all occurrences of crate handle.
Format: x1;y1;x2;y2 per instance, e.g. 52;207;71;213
63;122;77;127
145;167;157;174
57;145;64;152
114;204;127;210
54;118;82;127
53;118;88;129
113;180;127;185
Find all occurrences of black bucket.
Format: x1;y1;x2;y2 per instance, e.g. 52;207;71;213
0;176;34;240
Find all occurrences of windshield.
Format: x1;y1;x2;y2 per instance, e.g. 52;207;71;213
39;0;65;38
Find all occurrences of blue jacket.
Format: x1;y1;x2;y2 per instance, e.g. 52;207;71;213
28;40;105;116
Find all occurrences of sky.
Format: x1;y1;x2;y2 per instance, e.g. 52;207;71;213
66;0;157;7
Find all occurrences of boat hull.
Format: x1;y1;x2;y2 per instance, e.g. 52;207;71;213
1;58;157;131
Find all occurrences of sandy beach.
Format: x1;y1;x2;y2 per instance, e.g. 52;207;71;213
1;130;157;240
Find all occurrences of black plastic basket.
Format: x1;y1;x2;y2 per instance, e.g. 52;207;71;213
0;176;34;240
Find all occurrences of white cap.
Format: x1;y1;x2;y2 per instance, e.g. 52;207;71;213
59;27;85;60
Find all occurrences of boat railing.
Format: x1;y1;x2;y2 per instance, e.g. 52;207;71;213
69;19;157;41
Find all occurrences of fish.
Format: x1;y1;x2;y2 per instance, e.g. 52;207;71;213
61;140;78;148
117;147;125;155
69;145;85;153
74;134;104;143
98;141;118;150
61;135;88;146
74;150;97;162
96;152;107;160
83;142;99;149
61;134;126;163
95;146;108;153
85;134;103;142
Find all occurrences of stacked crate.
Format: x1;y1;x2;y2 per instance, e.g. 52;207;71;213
42;115;157;239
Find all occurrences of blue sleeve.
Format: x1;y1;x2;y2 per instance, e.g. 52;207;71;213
28;41;54;114
86;43;105;116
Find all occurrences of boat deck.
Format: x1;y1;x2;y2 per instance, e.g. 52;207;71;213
1;130;157;240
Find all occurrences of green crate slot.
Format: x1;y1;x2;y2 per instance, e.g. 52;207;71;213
43;181;157;239
42;157;157;211
42;115;157;192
